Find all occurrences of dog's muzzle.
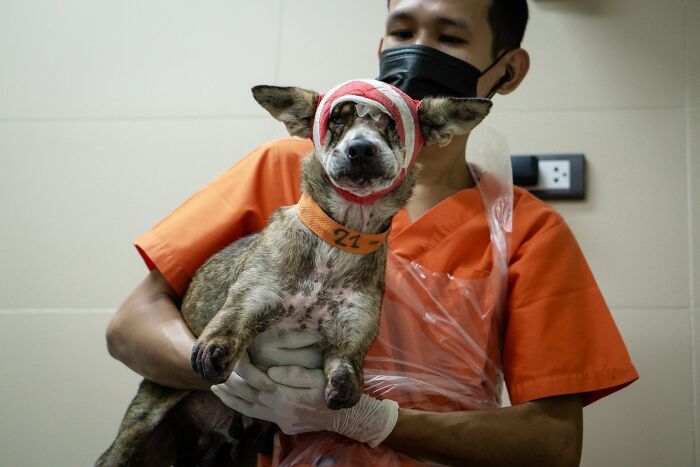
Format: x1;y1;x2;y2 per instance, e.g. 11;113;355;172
333;140;387;185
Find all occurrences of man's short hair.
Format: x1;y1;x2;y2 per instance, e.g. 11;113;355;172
488;0;529;56
386;0;529;57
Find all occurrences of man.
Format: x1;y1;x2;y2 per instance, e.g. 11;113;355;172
106;0;638;465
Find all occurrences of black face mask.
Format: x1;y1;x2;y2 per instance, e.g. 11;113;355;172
378;44;508;100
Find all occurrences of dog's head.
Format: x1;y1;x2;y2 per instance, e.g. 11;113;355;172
252;81;491;202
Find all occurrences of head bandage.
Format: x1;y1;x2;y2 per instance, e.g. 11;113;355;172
312;79;425;204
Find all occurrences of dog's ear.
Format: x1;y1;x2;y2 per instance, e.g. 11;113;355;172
418;97;492;147
252;85;320;138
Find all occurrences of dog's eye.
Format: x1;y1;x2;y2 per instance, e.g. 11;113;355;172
330;116;345;127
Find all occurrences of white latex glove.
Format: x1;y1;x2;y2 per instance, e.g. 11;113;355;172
246;328;323;371
211;353;399;448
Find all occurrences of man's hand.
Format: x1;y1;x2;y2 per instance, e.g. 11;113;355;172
211;353;399;447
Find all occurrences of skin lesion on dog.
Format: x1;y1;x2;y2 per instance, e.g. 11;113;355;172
96;82;491;467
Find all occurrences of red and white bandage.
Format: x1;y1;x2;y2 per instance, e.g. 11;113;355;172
312;79;425;204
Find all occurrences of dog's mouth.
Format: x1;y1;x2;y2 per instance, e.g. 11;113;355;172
329;173;394;195
328;172;403;199
331;163;391;184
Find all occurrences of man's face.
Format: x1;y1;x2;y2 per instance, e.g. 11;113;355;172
382;0;495;71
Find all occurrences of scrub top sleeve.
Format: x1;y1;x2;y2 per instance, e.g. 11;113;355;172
503;210;638;407
134;139;306;297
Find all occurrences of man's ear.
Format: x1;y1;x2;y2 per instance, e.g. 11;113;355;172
252;85;320;138
418;97;493;147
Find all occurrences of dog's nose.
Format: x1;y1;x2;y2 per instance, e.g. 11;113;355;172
346;140;376;161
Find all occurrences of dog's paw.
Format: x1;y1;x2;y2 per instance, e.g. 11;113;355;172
191;338;239;384
324;362;362;410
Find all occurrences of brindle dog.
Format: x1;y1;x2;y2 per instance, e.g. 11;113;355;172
96;84;491;466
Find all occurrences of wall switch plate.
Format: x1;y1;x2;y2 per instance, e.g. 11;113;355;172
511;154;586;200
511;155;539;186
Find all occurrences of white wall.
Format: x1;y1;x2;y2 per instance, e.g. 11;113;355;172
0;1;697;466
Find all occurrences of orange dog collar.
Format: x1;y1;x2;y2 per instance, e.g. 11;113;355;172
297;193;390;254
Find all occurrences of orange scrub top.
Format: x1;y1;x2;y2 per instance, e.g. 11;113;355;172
135;137;638;408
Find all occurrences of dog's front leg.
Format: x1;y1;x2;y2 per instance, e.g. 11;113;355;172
320;293;381;410
192;285;282;384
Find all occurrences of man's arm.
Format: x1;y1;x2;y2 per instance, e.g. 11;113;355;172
106;269;210;390
384;394;583;467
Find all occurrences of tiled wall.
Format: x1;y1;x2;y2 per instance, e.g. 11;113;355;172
0;1;696;465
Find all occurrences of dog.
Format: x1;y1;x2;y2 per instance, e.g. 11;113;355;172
96;80;491;466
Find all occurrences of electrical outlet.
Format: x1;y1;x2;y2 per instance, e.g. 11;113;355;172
535;160;571;190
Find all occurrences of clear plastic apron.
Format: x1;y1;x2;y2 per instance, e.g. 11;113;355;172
271;129;514;466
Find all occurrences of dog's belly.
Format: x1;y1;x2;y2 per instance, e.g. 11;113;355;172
274;280;355;333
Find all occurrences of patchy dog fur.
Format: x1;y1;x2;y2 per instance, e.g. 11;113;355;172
96;85;491;466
